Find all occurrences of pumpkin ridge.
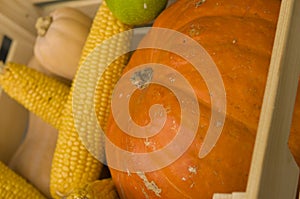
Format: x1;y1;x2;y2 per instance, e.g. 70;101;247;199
175;16;276;56
173;14;279;29
128;51;268;134
195;99;259;136
153;0;280;31
162;172;193;198
203;43;273;58
120;50;266;135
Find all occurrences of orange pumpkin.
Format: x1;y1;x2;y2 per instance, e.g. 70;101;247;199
105;0;299;198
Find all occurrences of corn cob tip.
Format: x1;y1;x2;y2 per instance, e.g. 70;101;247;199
0;62;70;129
65;179;119;199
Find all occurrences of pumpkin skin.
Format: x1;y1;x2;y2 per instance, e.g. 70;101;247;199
34;7;92;80
105;0;299;198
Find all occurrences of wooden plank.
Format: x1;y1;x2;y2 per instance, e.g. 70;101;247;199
213;194;232;199
232;193;245;199
0;13;35;64
30;0;62;4
40;0;101;18
245;0;300;198
0;0;42;35
0;14;35;43
213;192;245;199
0;33;3;46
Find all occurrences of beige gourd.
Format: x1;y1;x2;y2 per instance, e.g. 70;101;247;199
0;92;28;164
9;113;58;198
34;7;92;80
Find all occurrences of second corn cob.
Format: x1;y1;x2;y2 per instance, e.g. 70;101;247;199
50;2;132;197
0;2;132;198
0;62;70;129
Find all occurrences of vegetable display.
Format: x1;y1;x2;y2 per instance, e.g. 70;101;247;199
0;0;299;198
0;2;131;198
50;2;131;197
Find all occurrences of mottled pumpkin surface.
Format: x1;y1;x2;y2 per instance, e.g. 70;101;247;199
106;0;299;198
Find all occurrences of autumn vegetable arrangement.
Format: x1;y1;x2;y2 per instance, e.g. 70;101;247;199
0;2;131;198
0;0;299;199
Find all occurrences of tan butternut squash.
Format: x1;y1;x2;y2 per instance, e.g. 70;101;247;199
0;91;28;164
9;113;58;198
34;7;92;80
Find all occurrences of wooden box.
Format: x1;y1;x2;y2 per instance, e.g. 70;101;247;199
0;0;299;198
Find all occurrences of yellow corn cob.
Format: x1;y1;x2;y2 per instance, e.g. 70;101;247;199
0;62;70;129
0;161;45;199
66;178;119;199
50;2;132;198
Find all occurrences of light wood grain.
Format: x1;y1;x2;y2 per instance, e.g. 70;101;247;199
213;192;245;199
213;193;232;199
31;0;62;4
0;33;3;46
232;193;246;199
0;0;42;35
0;13;36;64
40;0;101;18
246;0;300;198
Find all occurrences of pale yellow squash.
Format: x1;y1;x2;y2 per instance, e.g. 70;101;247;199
34;7;92;80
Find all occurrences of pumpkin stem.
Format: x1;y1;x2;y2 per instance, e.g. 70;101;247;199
35;16;53;37
130;67;153;89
